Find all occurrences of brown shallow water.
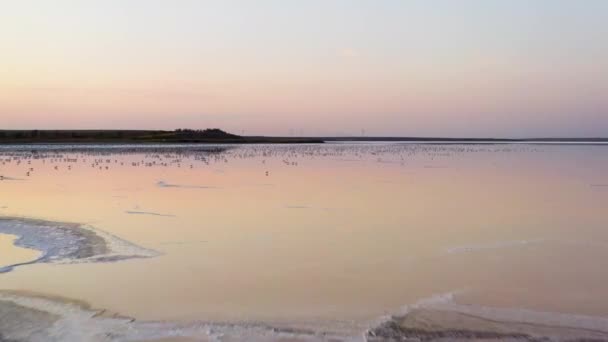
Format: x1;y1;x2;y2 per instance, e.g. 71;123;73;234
0;143;607;340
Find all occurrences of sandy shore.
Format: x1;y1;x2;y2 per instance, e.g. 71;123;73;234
0;290;353;342
3;217;608;341
3;290;608;341
0;298;58;342
367;293;608;341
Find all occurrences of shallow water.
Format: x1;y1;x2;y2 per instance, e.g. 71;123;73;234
0;234;41;270
1;143;607;340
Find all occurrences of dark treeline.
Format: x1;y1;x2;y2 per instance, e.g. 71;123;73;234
0;129;239;143
0;130;154;139
0;129;604;144
0;129;323;144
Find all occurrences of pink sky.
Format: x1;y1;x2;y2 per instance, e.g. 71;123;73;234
1;1;606;137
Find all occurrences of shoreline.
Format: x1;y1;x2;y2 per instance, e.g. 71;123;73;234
0;290;354;342
0;234;41;272
0;128;606;146
3;289;608;342
0;217;160;273
367;293;608;341
2;217;608;341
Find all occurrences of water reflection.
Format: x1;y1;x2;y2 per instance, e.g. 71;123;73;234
0;143;607;335
0;143;545;181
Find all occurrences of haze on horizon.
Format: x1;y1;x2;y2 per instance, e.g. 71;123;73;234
1;0;607;138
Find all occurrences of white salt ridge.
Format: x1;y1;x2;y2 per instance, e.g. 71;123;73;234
4;288;608;341
365;291;461;330
0;217;160;273
0;292;362;342
366;291;608;340
404;291;608;330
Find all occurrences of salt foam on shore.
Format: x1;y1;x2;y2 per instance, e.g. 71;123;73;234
0;217;160;273
0;291;359;342
367;291;608;341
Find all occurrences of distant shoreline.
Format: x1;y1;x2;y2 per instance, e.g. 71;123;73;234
0;129;606;144
323;137;608;143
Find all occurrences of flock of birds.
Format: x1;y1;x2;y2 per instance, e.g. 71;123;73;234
0;144;538;180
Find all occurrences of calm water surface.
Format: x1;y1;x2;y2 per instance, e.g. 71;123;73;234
1;143;607;334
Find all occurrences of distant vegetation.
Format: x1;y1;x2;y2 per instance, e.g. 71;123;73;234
0;129;323;144
0;128;238;143
0;129;604;144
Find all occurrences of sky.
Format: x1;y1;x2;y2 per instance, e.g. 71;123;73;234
1;0;607;137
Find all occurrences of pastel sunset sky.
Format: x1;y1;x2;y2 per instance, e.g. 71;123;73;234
1;0;607;137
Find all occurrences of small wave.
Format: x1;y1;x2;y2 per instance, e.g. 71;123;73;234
159;240;208;246
444;238;608;256
285;205;311;209
125;211;176;217
0;176;25;181
423;165;449;169
445;238;548;255
157;180;218;189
